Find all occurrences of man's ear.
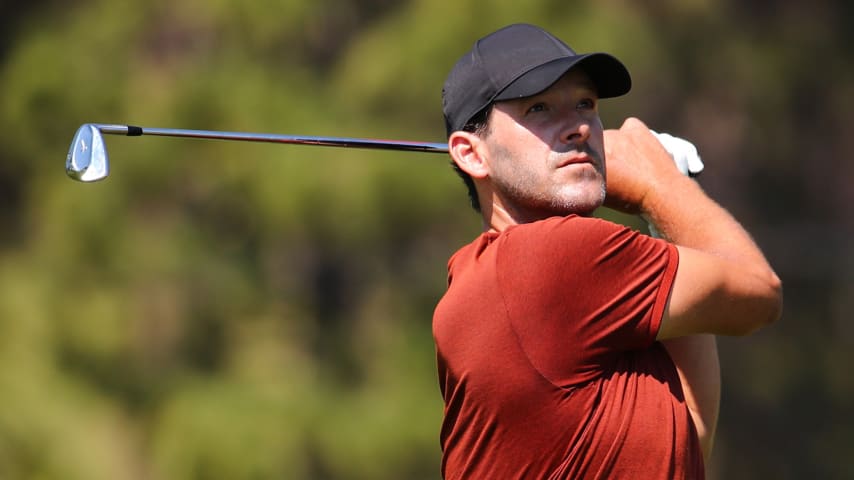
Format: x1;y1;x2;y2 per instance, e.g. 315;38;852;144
448;131;489;179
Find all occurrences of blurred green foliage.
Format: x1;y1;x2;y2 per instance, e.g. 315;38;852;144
0;0;851;478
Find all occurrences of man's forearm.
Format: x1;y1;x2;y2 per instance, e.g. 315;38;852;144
643;177;773;271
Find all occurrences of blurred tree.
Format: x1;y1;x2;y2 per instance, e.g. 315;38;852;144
0;0;851;478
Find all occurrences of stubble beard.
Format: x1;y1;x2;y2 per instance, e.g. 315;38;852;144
490;143;606;219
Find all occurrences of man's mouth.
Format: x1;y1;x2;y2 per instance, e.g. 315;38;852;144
556;153;595;168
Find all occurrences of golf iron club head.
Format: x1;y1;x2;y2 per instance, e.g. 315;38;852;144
66;123;109;182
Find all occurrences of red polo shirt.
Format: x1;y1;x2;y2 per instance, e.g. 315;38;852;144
433;215;703;479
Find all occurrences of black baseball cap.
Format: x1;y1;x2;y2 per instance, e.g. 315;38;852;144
442;23;632;136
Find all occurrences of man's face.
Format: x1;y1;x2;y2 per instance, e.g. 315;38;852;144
481;68;606;220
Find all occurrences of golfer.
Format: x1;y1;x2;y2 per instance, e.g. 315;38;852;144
433;23;782;479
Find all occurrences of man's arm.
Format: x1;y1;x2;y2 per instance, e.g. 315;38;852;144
604;118;782;461
604;118;783;338
661;335;720;461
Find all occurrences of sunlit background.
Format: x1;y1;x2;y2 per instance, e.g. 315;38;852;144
0;0;851;478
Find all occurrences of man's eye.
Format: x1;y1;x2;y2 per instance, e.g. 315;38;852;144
577;98;596;110
526;103;547;114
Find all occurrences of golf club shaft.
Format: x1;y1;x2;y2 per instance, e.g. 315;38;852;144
95;124;450;154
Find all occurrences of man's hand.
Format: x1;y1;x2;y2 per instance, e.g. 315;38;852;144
603;118;691;215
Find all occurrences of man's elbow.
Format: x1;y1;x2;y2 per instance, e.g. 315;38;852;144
763;271;784;326
735;271;783;336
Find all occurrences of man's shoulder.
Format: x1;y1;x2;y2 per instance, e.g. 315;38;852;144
448;215;637;266
502;215;631;245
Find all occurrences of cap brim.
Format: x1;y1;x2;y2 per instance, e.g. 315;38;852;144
495;53;631;101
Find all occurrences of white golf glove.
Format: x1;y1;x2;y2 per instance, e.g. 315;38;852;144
647;131;704;238
651;131;704;177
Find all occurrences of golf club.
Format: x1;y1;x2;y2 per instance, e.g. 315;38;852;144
66;123;450;182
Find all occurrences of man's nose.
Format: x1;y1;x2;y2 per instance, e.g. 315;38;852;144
562;120;591;147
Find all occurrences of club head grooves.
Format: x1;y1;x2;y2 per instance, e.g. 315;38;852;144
66;124;109;182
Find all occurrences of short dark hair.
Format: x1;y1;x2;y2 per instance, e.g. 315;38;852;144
451;105;493;213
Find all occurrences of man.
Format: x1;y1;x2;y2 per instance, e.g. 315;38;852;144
433;23;782;479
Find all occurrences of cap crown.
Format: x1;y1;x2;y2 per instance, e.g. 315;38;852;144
442;24;631;135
